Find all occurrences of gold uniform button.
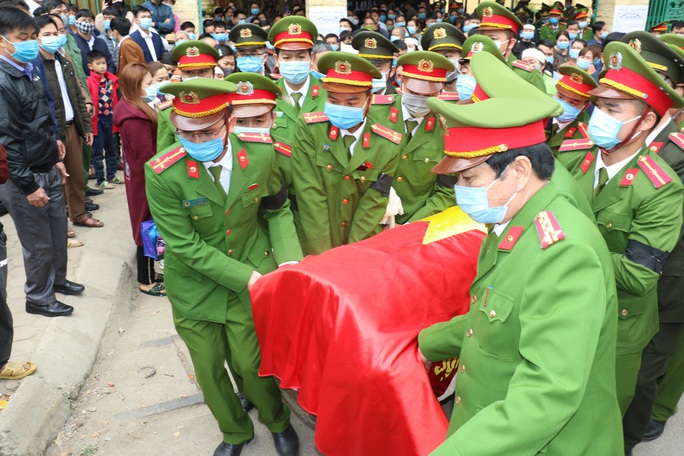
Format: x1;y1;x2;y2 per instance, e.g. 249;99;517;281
489;310;497;318
397;176;403;182
455;395;461;405
326;165;332;170
401;155;408;160
254;197;259;203
228;249;234;255
193;216;199;220
424;158;430;163
621;309;629;316
466;328;473;337
342;199;349;204
226;230;231;236
341;222;347;227
460;364;466;373
470;295;476;303
606;223;613;229
344;175;351;181
265;251;270;256
360;176;366;182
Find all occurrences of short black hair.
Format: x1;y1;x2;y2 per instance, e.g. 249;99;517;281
132;5;150;17
394;40;407;51
215;44;234;57
110;17;130;36
75;9;94;20
198;32;213;40
674;21;684;29
213;21;226;30
87;49;106;63
202;19;213;28
66;3;77;13
0;6;36;36
538;39;554;48
35;14;60;30
566;19;578;27
101;7;119;17
486;142;555;180
41;0;65;12
340;30;352;41
602;31;625;51
591;21;605;34
159;51;176;65
324;33;338;41
180;21;194;30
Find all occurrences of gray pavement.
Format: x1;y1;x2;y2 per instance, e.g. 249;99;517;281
0;179;682;455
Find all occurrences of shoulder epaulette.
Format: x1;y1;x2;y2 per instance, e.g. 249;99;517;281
534;211;565;249
372;94;397;105
498;226;524;251
311;85;320;97
303;112;329;124
512;60;535;72
637;155;673;189
236;132;273;144
668;132;684;150
619;168;640;187
564;126;577;138
158;100;173;110
273;141;292;157
371;124;403;144
649;142;664;153
151;146;186;174
577;122;589;139
438;92;460;101
558;138;594;152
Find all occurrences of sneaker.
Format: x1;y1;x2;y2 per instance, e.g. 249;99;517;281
97;181;115;189
109;176;123;184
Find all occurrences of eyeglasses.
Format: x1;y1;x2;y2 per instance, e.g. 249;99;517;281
176;123;226;142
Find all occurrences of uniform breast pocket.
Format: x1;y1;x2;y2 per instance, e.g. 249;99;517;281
350;167;380;186
315;153;343;193
596;208;631;251
410;149;442;185
473;287;517;361
241;186;265;209
187;204;215;233
272;113;288;131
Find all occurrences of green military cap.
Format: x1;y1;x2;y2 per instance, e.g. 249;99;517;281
621;31;684;86
539;10;550;19
317;51;381;93
650;21;669;35
420;22;467;52
268;16;317;50
592;41;684;117
555;64;599;100
540;2;550;11
230;23;268;49
352;31;398;60
171;40;219;69
660;34;684;85
460;35;506;64
397;50;455;94
159;78;238;130
428;53;561;174
477;1;524;35
224;73;281;118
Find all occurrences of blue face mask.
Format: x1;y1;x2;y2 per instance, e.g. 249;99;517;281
557;41;569;50
454;166;518;224
600;31;609;39
339;27;349;35
279;60;310;84
233;125;270;135
215;16;223;21
324;101;366;130
238;19;246;24
39;36;63;54
578;21;587;29
311;69;326;79
577;58;592;70
104;20;111;31
212;33;227;42
372;72;387;93
555;97;582;123
407;25;416;35
179;136;225;162
456;75;477;102
541;18;549;24
418;12;426;19
395;21;406;27
57;34;68;48
388;14;395;20
521;31;534;40
251;8;260;15
549;17;560;25
462;24;474;33
436;18;443;23
266;42;274;50
392;58;397;66
68;15;76;26
236;55;263;73
139;18;152;30
593;58;602;67
390;35;401;43
545;55;554;65
458;8;464;14
143;84;161;102
2;36;39;63
569;48;580;59
331;44;339;51
188;32;196;40
568;32;578;40
587;107;641;150
380;14;386;22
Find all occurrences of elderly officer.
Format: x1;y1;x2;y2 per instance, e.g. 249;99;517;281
292;52;403;255
145;78;301;456
418;58;623;455
157;40;220;151
557;41;684;416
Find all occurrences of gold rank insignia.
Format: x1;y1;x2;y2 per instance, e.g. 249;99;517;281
335;60;352;75
629;39;641;53
609;51;623;70
371;123;403;144
240;28;252;38
638;155;672;188
433;27;447;40
364;37;377;49
534;211;565;249
288;23;302;35
186;46;200;57
179;91;200;104
151;146;186;174
418;59;434;73
236;81;254;95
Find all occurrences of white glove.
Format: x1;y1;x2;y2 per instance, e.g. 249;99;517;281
380;187;404;228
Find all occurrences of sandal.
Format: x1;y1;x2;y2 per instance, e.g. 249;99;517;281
109;176;123;184
0;361;37;380
139;282;166;297
73;217;104;228
97;181;115;190
68;239;85;248
155;273;164;283
67;229;76;238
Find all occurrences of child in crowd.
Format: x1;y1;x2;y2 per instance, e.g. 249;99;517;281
86;50;120;189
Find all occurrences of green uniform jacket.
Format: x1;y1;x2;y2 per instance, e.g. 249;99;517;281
545;114;590;157
419;182;623;455
145;135;303;323
506;55;547;93
539;24;566;42
371;94;456;224
291;113;402;255
156;101;176;152
579;28;594;42
558;145;684;354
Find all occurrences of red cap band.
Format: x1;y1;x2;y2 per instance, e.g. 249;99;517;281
273;30;314;48
230;88;278;106
324;68;374;86
557;73;594;98
172;92;232;118
601;68;674;116
401;62;448;82
480;14;521;34
471;83;490;103
177;53;217;69
444;120;547;158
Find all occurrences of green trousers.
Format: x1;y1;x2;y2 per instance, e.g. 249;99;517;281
173;294;289;444
652;330;684;421
616;351;642;416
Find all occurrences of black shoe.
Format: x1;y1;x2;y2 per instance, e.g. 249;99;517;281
54;280;85;295
272;425;299;456
26;300;74;317
644;419;667;441
213;438;252;456
238;392;254;412
85;187;104;196
85;201;100;211
85;196;93;204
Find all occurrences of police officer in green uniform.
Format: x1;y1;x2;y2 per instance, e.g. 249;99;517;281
618;31;684;453
539;5;566;42
417;65;623;455
352;31;399;96
292;52;403;255
230;23;270;76
557;42;684;416
661;34;684;129
545;65;597;156
157;40;220;152
574;8;594;42
266;16;327;243
145;78;301;456
420;22;466;93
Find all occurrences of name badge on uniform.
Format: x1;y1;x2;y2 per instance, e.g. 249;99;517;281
181;197;208;208
274;111;285;118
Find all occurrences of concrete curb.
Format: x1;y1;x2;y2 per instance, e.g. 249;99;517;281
0;225;133;456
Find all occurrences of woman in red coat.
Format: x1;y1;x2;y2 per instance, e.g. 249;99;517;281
113;63;165;296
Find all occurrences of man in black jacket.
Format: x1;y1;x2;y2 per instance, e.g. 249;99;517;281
0;6;84;317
